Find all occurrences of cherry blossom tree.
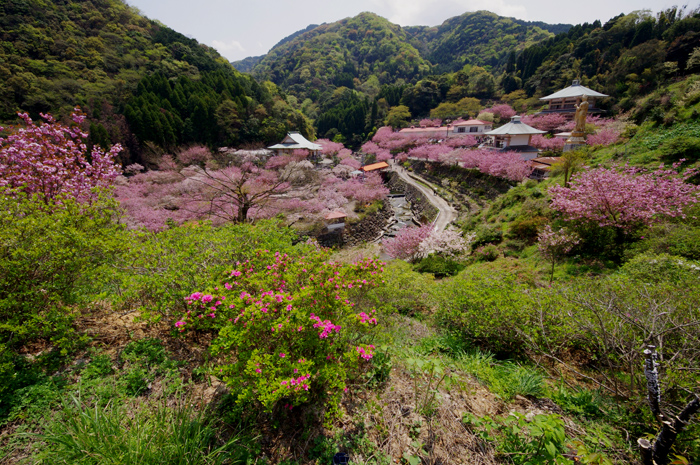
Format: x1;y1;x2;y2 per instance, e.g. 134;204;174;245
0;109;121;204
487;104;516;121
417;229;476;260
383;225;433;262
459;149;532;181
419;118;442;127
337;172;389;204
550;164;700;232
531;134;566;152
521;114;568;133
587;128;621;146
537;225;581;283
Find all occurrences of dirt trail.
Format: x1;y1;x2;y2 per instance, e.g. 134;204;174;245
389;161;457;231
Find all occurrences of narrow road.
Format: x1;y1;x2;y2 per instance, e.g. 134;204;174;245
389;162;457;232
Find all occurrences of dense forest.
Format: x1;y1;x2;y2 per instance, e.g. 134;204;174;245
0;0;313;165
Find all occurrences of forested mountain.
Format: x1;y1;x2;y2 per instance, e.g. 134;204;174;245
237;7;700;146
406;11;567;73
0;0;313;164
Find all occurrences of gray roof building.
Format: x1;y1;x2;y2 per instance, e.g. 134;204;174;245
268;132;322;153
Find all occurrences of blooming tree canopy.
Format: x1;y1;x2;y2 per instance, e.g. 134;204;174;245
0;109;121;204
550;164;700;231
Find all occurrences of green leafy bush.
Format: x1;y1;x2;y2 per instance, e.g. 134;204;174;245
471;224;503;248
473;244;500;262
0;194;123;352
432;270;528;355
413;254;464;277
103;220;298;319
177;249;384;419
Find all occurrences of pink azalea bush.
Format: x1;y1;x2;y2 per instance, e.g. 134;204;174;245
0;109;121;204
176;249;384;417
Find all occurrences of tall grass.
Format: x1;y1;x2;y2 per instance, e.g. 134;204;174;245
32;397;247;465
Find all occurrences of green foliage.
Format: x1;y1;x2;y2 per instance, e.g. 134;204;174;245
103;220;298;319
432;270;528;355
464;412;575;464
33;397;248;465
617;252;700;284
0;193;123;353
551;384;603;417
178;249;384;419
472;223;504;248
366;260;434;317
473;244;500;262
413;254;464;277
632;224;700;261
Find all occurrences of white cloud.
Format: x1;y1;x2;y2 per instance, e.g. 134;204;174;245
371;0;528;26
212;39;246;53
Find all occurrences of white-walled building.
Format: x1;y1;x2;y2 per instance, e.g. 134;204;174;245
398;119;492;139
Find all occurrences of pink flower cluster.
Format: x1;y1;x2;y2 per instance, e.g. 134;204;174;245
310;313;341;338
280;373;311;391
355;345;375;360
357;311;378;325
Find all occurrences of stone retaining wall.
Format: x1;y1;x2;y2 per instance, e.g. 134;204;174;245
316;200;393;248
386;172;438;224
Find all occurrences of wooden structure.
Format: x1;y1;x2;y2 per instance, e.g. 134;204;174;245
539;80;608;116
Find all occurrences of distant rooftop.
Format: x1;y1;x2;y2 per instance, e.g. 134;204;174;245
361;161;389;172
540;80;608;101
268;132;322;151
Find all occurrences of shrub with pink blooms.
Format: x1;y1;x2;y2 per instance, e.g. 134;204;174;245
176;249;384;419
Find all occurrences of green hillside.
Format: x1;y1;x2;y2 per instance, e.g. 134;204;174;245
0;0;312;164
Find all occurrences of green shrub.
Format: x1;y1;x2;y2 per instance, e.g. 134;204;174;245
472;224;503;248
473;244;500;262
432;270;528;356
0;194;123;352
632;225;700;261
102;220;298;319
507;215;548;244
368;261;434;316
617;253;700;284
413;254;464;277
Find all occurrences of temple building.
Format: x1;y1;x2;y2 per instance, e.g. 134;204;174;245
268;132;322;156
482;116;545;159
538;80;608;115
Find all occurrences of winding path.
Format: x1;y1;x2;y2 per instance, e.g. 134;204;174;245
389;161;457;232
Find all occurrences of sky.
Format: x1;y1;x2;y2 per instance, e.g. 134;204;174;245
125;0;683;62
